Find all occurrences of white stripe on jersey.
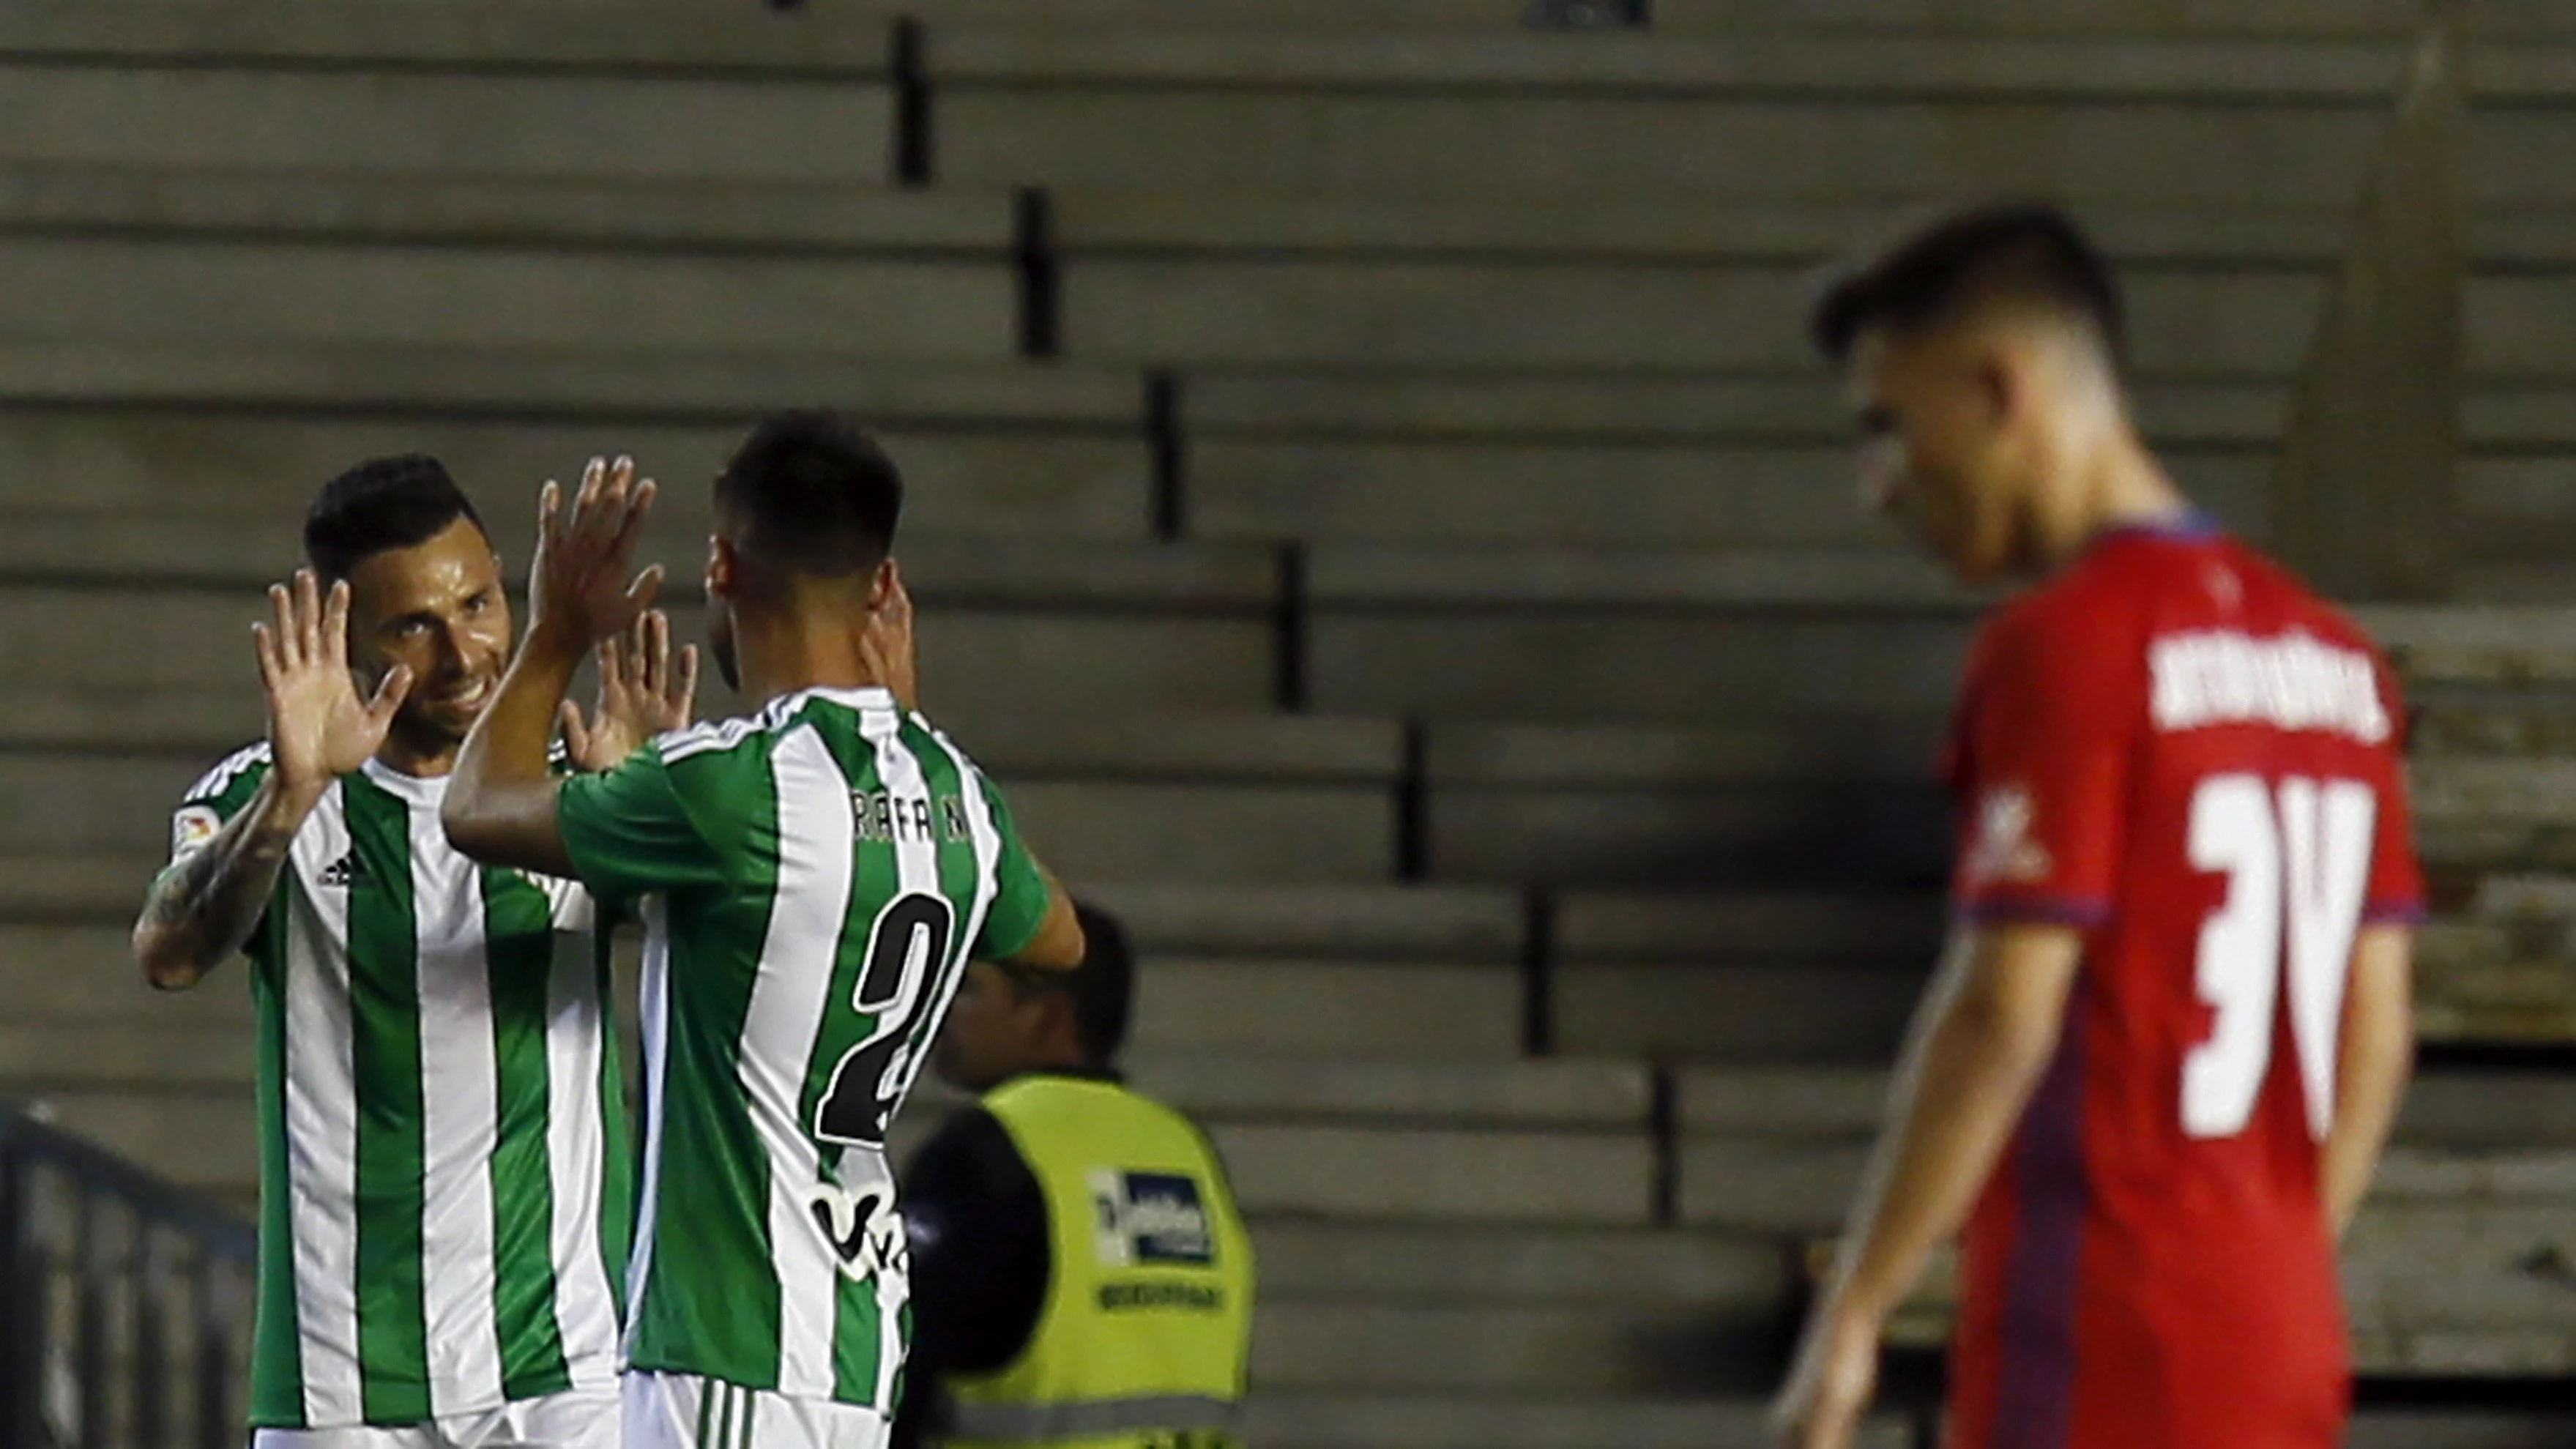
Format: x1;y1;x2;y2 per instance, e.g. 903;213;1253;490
742;724;860;1399
624;898;674;1364
407;794;506;1413
546;925;620;1390
658;715;766;766
186;740;272;804
284;783;364;1426
865;707;939;1408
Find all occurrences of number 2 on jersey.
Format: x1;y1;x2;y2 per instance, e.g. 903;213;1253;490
2184;775;2375;1141
815;892;955;1147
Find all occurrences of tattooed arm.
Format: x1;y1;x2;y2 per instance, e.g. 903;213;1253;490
133;570;409;991
133;773;324;991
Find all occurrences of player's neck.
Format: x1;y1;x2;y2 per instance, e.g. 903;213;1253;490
2037;428;2195;569
733;611;892;707
373;729;458;780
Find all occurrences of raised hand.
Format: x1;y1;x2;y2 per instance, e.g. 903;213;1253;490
562;609;700;771
529;455;662;654
253;569;412;794
855;561;919;713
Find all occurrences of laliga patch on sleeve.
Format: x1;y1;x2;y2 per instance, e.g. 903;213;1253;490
170;805;223;863
1965;783;2052;885
1090;1169;1216;1268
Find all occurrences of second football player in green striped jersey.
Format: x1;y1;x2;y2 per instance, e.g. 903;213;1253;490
558;688;1051;1404
444;419;1084;1448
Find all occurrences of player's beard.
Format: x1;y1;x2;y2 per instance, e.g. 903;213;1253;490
710;606;742;693
384;690;472;765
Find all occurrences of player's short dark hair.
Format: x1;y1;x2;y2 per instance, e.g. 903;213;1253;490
1809;200;2126;367
303;454;487;583
1002;901;1135;1068
713;409;904;584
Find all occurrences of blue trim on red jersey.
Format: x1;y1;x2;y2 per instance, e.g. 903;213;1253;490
1992;982;2092;1449
2091;510;2225;545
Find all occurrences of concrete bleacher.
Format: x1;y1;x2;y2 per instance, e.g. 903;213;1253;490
4;2;2576;1445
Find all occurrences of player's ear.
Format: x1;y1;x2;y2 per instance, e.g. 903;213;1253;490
867;559;896;610
1975;351;2019;433
705;534;734;600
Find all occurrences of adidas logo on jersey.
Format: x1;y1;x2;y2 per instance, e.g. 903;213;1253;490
318;853;365;888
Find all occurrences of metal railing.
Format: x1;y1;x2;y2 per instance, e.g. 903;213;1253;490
0;1107;256;1449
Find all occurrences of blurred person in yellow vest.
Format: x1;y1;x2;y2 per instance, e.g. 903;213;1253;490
894;902;1255;1449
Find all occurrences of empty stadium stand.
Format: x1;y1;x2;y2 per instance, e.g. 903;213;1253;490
2;2;2574;1445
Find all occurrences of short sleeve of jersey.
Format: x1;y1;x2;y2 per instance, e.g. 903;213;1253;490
2364;663;2429;924
1948;608;2135;927
167;743;275;870
969;772;1052;962
557;740;729;899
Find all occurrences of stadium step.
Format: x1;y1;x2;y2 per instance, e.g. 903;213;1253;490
0;232;1011;360
0;750;1397;887
0;11;894;184
1309;601;1976;726
1133;1055;1651;1129
0;340;1140;427
1239;1392;1907;1449
0;579;1283;748
1092;882;1527;963
928;30;2396;208
1557;962;1926;1065
0;418;1152;545
1180;370;2286;442
2346;1414;2576;1449
1057;190;2360;263
0;160;1005;254
1057;256;2321;375
1131;958;1526;1059
1251;1298;1766;1395
2364;607;2576;683
1184;436;2272;547
1210;1117;1648;1223
0;925;248;1024
311;0;2484;40
1246;1218;1787;1307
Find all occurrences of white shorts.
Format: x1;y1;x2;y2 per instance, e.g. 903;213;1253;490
250;1387;620;1449
623;1371;892;1449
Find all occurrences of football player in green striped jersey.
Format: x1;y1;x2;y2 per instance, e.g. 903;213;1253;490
133;456;694;1448
443;415;1085;1449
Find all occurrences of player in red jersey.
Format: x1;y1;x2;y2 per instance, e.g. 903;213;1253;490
1771;203;2421;1449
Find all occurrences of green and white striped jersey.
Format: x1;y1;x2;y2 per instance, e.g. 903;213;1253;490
167;746;631;1430
555;686;1051;1410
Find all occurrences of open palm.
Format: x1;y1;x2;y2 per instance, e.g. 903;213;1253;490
563;609;699;771
255;570;412;790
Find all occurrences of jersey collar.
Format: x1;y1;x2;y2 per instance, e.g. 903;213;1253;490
762;685;901;726
2091;509;2223;547
358;756;450;805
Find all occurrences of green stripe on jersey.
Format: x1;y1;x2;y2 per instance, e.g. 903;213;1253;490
482;868;573;1401
631;740;785;1388
247;901;306;1427
342;775;431;1426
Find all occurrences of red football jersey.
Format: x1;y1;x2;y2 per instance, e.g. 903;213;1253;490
1939;520;2424;1449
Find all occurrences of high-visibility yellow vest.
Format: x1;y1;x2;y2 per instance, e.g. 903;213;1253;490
941;1075;1255;1449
